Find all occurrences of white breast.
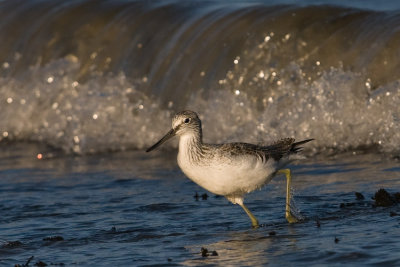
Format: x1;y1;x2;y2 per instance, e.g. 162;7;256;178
177;136;277;197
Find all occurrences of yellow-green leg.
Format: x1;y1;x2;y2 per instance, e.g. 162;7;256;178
238;202;259;228
278;169;299;223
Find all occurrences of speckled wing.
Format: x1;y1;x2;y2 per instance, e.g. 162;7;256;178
260;138;296;161
204;138;313;163
261;138;314;161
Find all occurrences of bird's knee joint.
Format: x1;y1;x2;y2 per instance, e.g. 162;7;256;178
277;169;291;177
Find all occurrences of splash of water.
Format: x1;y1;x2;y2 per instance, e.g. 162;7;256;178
0;1;399;155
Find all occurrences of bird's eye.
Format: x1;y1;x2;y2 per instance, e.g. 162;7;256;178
184;118;191;124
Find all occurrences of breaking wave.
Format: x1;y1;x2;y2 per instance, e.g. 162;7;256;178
0;0;399;155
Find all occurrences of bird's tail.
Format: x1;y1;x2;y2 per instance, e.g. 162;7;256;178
290;139;314;153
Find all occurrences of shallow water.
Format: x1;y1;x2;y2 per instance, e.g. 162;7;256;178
1;144;399;266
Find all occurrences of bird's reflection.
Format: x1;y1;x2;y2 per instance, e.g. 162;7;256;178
182;224;300;266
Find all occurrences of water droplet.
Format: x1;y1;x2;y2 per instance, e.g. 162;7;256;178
73;145;81;154
218;79;226;85
66;54;78;63
14;52;22;60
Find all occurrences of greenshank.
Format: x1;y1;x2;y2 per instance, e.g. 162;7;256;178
146;110;313;227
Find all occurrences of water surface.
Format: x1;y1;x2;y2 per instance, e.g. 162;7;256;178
1;144;399;266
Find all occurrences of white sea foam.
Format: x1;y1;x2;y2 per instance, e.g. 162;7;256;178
0;56;399;155
0;1;399;155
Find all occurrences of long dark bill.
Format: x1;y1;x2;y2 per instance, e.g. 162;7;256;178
146;128;176;152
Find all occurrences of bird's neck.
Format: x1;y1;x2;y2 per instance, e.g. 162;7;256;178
178;131;203;163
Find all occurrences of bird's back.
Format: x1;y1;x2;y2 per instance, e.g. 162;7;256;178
204;138;312;163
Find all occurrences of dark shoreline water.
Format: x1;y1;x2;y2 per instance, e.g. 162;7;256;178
0;143;399;266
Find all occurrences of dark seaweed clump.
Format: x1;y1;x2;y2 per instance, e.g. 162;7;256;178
355;192;364;200
42;236;64;242
201;247;218;257
338;189;400;212
373;189;398;207
194;192;209;201
14;256;65;267
14;256;34;267
2;240;22;248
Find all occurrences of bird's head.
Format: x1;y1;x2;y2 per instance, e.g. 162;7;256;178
146;110;201;152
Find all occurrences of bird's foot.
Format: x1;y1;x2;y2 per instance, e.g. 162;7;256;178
251;218;260;228
285;212;300;223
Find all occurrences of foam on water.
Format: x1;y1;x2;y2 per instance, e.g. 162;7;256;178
0;0;399;155
195;38;400;154
0;57;172;154
0;54;399;155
